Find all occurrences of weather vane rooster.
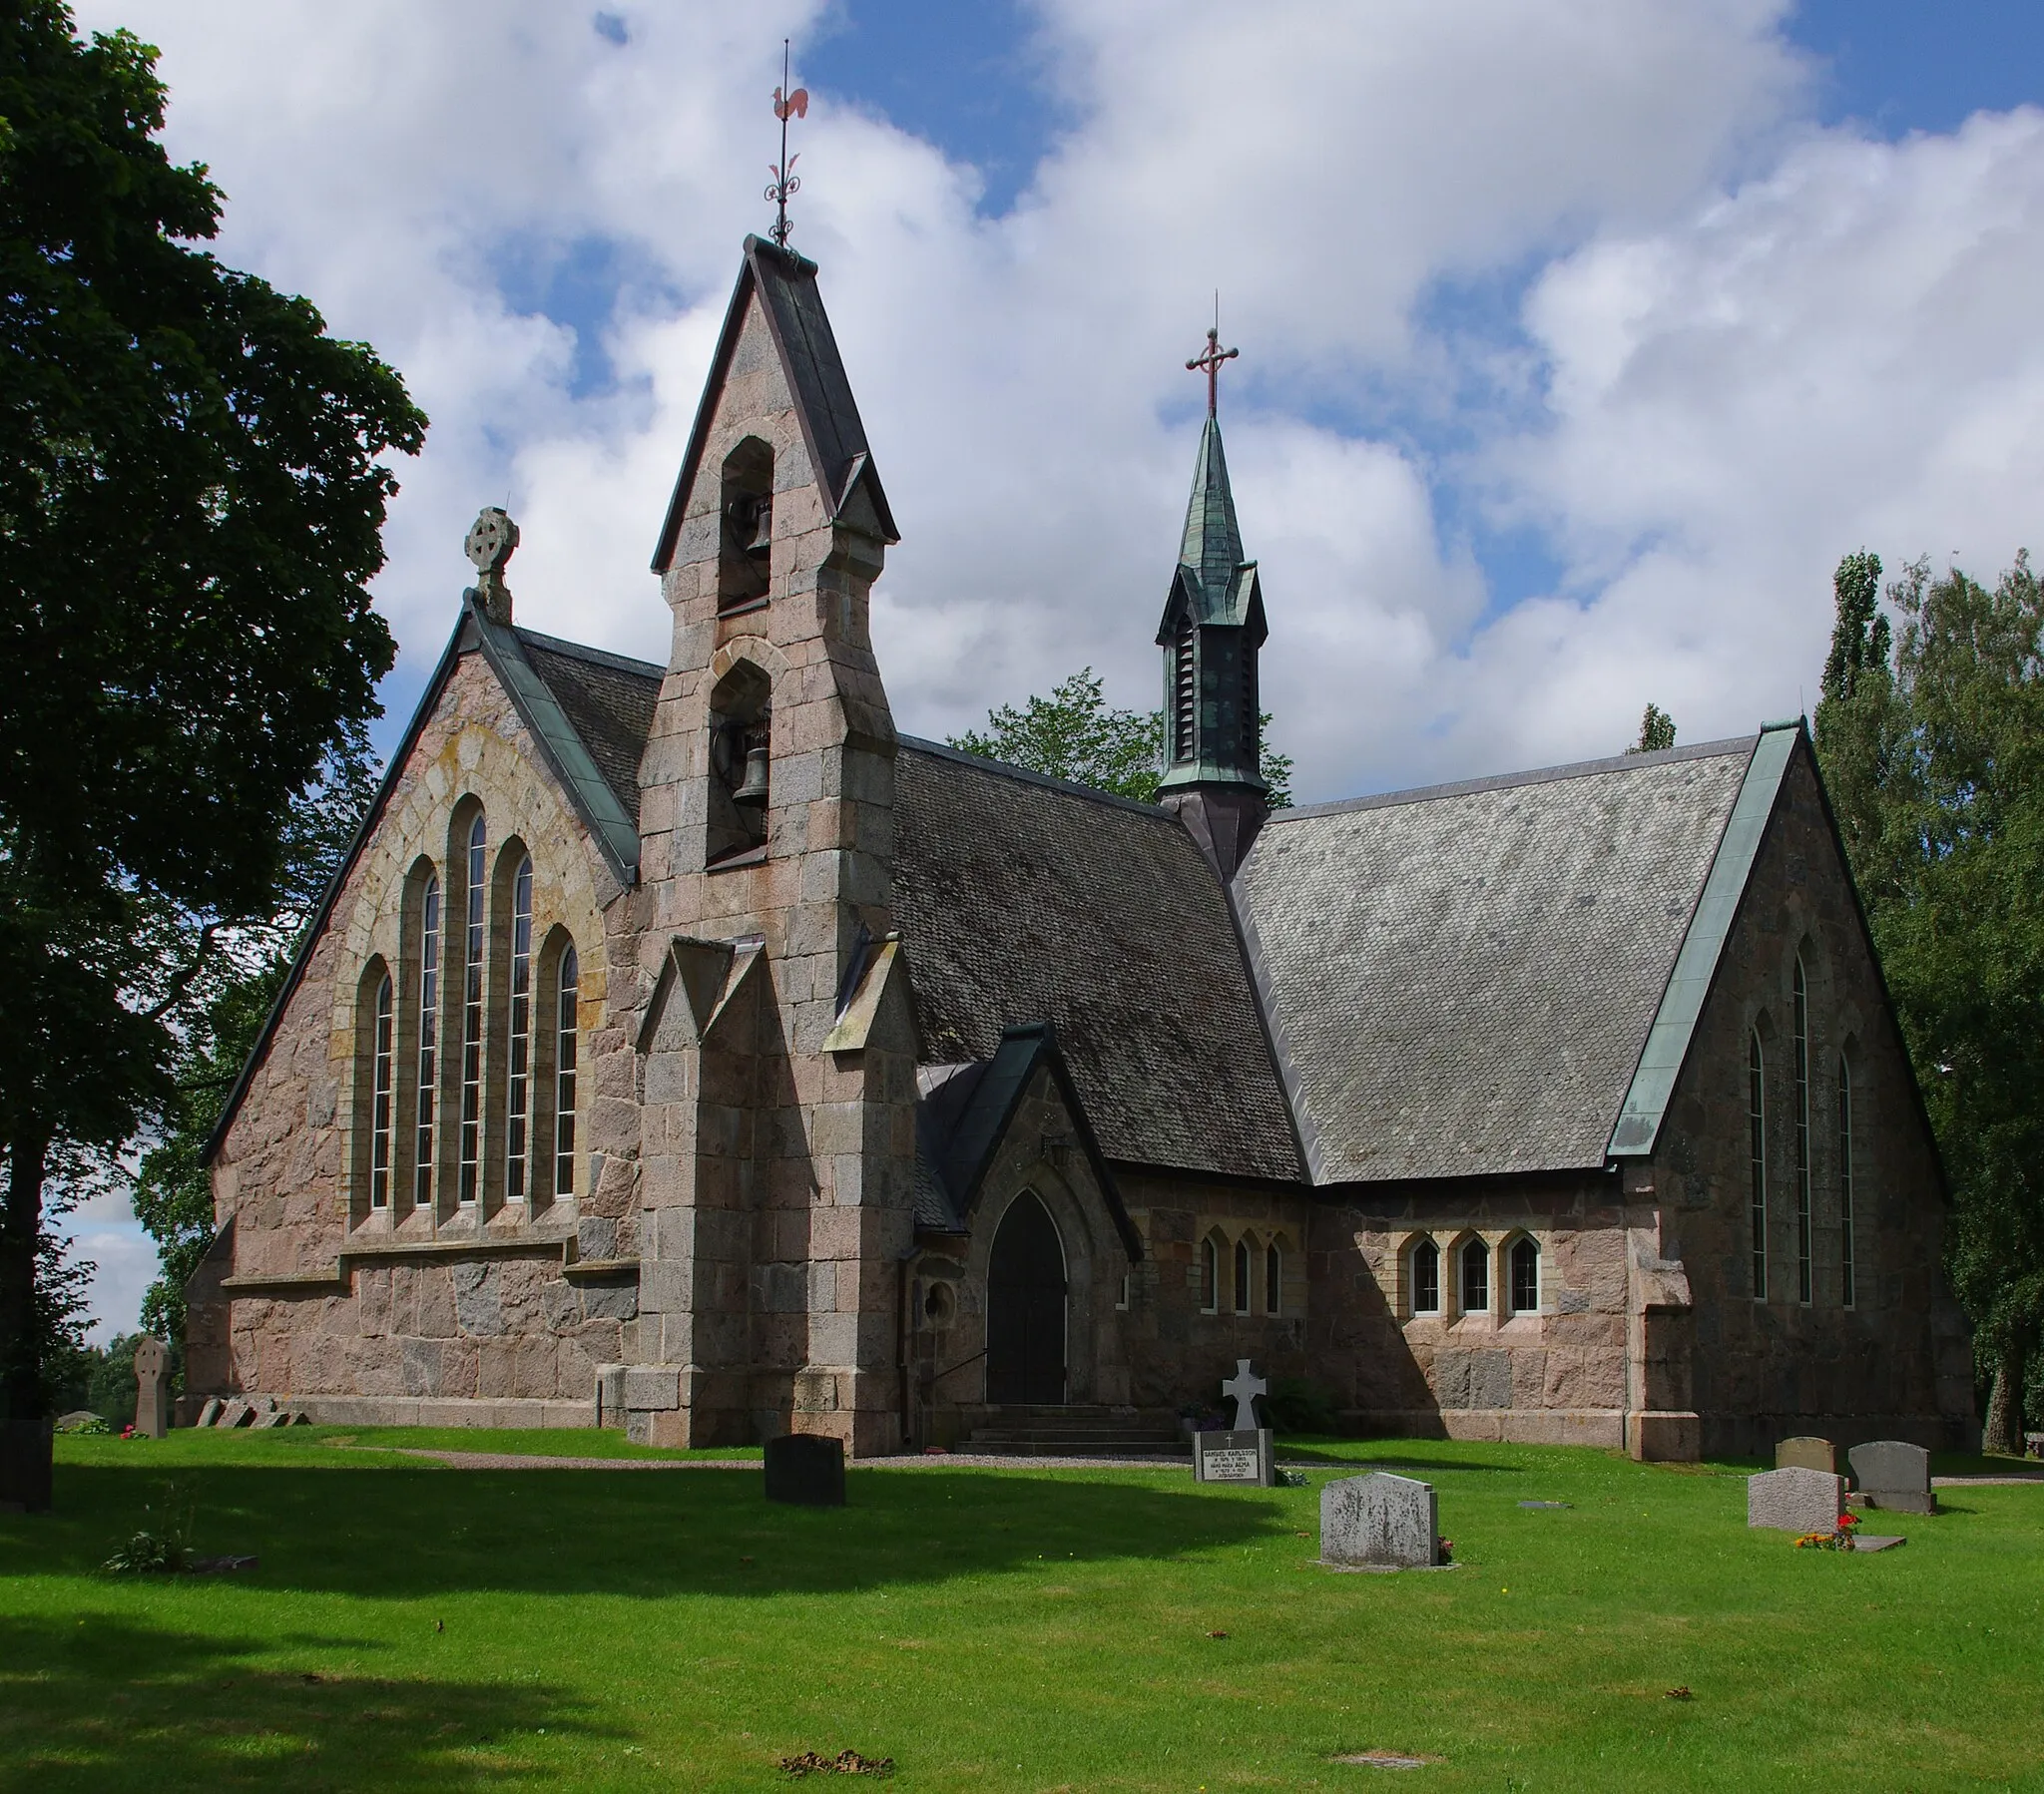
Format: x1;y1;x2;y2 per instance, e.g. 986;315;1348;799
767;40;808;250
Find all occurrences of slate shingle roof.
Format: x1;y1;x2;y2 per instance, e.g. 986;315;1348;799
1233;739;1758;1184
515;630;663;827
891;741;1305;1183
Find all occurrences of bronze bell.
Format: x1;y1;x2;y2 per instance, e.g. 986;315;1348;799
733;743;770;806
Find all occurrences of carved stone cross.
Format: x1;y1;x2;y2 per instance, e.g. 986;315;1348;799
133;1335;169;1440
1221;1358;1267;1432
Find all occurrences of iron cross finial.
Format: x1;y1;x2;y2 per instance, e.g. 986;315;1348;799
1187;304;1240;418
766;40;808;250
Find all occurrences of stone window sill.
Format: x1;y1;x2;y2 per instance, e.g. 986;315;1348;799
706;843;768;873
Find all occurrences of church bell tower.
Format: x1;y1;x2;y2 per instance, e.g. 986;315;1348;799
1155;325;1270;879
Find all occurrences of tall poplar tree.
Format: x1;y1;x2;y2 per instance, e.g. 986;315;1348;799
0;3;424;1505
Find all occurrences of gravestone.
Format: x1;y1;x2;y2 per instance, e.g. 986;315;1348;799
1196;1359;1276;1487
196;1397;223;1429
1193;1428;1276;1487
54;1411;100;1433
132;1337;169;1439
218;1399;255;1429
1775;1436;1836;1476
1748;1465;1845;1533
1321;1472;1439;1569
764;1432;845;1506
1848;1441;1934;1515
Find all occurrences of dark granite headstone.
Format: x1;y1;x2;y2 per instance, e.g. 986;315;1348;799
765;1433;845;1506
1847;1440;1934;1515
1193;1428;1275;1487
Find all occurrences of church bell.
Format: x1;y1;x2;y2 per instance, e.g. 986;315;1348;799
733;743;771;806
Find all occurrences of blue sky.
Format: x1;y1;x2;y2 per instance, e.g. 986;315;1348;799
65;0;2044;1337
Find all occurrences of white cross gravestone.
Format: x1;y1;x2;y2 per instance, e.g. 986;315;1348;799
1194;1359;1276;1488
132;1336;169;1440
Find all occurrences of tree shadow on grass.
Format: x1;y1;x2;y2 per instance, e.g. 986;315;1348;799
21;1462;1281;1602
0;1613;608;1793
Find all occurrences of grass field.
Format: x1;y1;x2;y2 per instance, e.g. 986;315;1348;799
2;1430;2039;1791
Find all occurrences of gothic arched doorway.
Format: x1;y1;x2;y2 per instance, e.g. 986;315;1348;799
986;1190;1067;1405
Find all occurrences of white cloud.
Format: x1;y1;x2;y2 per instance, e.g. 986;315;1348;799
59;0;2044;1325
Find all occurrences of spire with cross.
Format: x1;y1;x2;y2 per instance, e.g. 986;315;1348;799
1187;320;1239;419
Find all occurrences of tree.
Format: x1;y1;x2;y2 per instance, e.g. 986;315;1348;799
1813;550;2044;1455
1627;703;1677;754
949;667;1294;809
0;4;425;1505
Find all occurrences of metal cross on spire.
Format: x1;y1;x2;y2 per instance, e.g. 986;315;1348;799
766;40;808;250
1186;296;1240;418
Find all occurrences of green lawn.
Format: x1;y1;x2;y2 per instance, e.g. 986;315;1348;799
2;1431;2039;1791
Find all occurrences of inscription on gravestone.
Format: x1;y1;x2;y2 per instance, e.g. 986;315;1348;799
1320;1472;1439;1569
1748;1466;1844;1534
1848;1441;1934;1515
132;1337;169;1440
1194;1429;1275;1486
764;1432;846;1506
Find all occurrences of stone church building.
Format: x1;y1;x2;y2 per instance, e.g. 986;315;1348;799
189;235;1977;1460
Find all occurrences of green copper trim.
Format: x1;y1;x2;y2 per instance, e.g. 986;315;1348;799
1607;723;1799;1157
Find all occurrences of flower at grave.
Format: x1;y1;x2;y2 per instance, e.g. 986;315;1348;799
1837;1511;1860;1528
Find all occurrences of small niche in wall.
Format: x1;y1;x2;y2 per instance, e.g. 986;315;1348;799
706;659;770;866
718;436;773;612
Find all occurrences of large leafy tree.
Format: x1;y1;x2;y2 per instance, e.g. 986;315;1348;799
1814;550;2044;1455
950;667;1294;808
0;4;424;1503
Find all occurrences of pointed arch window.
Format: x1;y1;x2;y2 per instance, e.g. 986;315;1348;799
1749;1029;1769;1300
458;814;486;1204
1410;1239;1441;1316
1233;1238;1252;1315
1460;1239;1489;1317
368;973;394;1209
414;876;440;1214
1266;1240;1282;1316
1200;1237;1219;1314
505;855;533;1202
554;945;580;1199
1510;1237;1540;1314
1838;1054;1856;1309
1793;959;1812;1304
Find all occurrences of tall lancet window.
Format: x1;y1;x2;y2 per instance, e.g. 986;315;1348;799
1749;1029;1768;1299
414;876;440;1214
505;855;533;1202
458;813;486;1204
1838;1054;1856;1309
555;945;580;1199
1793;960;1812;1304
369;974;393;1209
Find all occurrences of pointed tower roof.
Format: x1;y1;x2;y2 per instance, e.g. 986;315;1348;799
1180;415;1246;609
650;234;897;574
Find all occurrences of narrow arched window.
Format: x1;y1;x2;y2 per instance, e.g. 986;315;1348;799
1510;1237;1539;1313
1233;1239;1252;1314
505;856;533;1202
1266;1241;1281;1316
1461;1239;1489;1317
1838;1054;1855;1309
1200;1237;1219;1314
458;814;486;1204
1793;960;1812;1304
554;945;579;1199
1411;1239;1441;1315
414;876;440;1214
369;974;394;1209
1749;1029;1768;1300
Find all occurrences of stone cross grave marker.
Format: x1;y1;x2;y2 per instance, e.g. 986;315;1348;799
764;1432;845;1506
1221;1359;1268;1431
132;1337;169;1439
1848;1441;1934;1515
1196;1360;1276;1487
1775;1436;1836;1475
1321;1472;1439;1569
1748;1465;1844;1534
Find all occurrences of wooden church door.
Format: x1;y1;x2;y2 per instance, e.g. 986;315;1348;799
986;1191;1067;1405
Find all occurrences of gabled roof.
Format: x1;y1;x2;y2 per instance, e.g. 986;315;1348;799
890;739;1304;1183
651;235;898;575
1234;735;1765;1183
203;596;661;1166
911;1023;1143;1259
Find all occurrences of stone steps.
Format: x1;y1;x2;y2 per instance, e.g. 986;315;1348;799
959;1406;1192;1460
